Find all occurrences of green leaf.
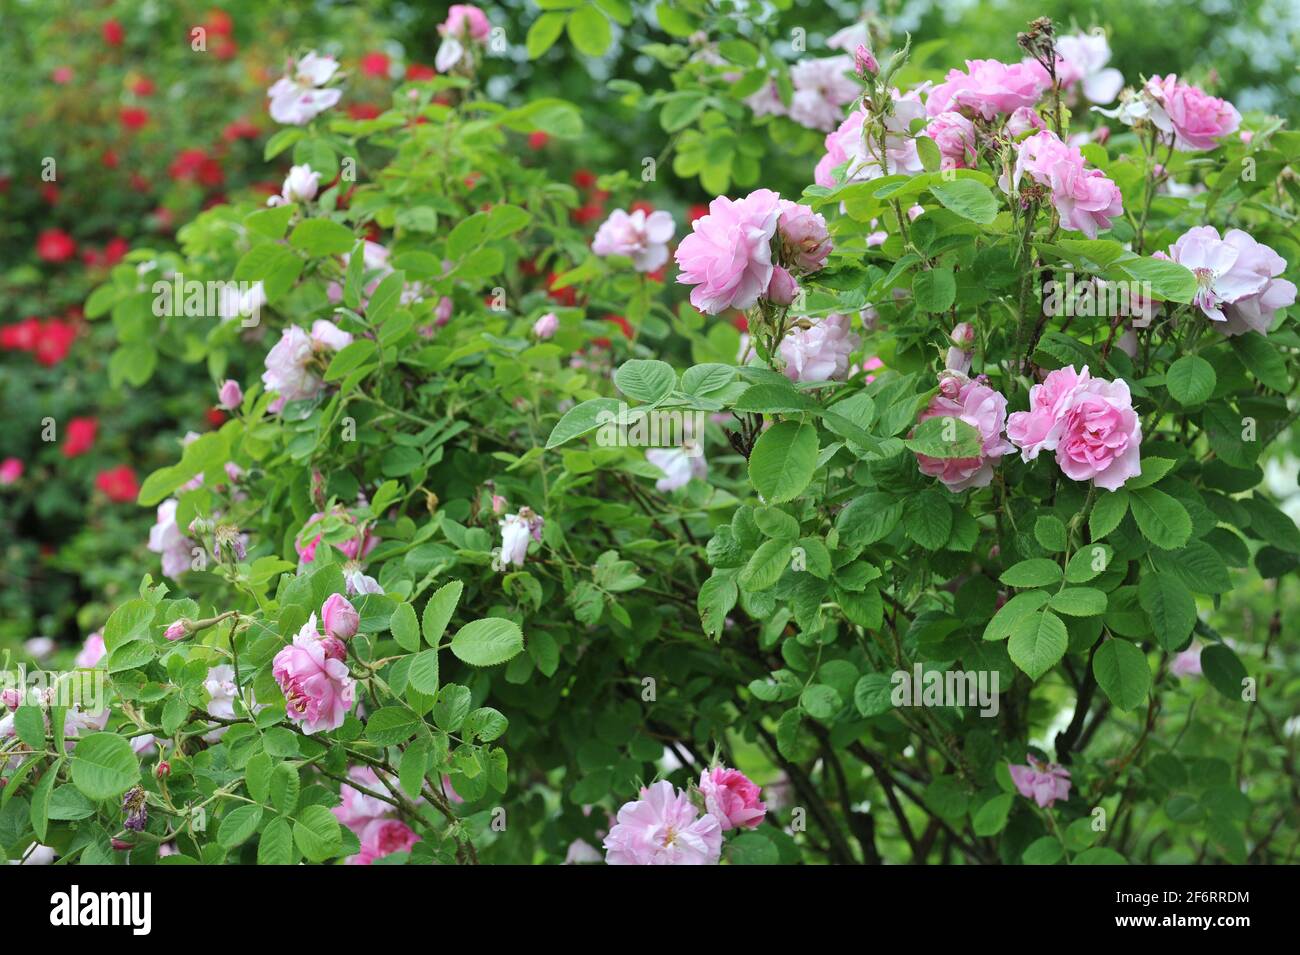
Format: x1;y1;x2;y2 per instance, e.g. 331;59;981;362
698;573;738;639
905;415;982;458
450;618;524;666
289;219;356;256
1049;587;1107;616
257;817;295;865
1073;846;1128;864
904;490;952;550
1034;515;1068;552
613;359;676;403
293;805;342;862
748;421;818;504
70;733;138;800
983;590;1050;641
546;397;621;449
409;648;441;695
737;539;792;591
1138;572;1196;650
422;580;463;645
1089;488;1129;539
324;340;378;382
1228;332;1289;391
218;804;264;849
912;268;956;312
1008;610;1068;680
1129;487;1192;549
1201;644;1247;701
1023;836;1065;865
30;760;60;842
1000;558;1062;588
854;673;895;717
433;684;472;732
929;179;998;223
800;684;842;720
1093;639;1150;710
971;793;1014;836
526;11;568;58
567;4;613;57
727;832;779;864
390;602;421;653
1166;355;1216;406
366;707;422;746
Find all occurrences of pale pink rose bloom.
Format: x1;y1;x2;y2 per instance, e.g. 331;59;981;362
322;593;360;640
148;499;193;579
675;189;782;314
1171;644;1203;678
699;767;766;830
1055;376;1143;490
779;313;860;383
267;52;342;125
603;780;723;865
499;508;543;567
765;266;799;305
927;59;1051;120
1052;31;1124;104
788;56;859;131
564;839;603;864
272;614;356;734
217;379;243;410
1006;106;1046;138
1144;74;1240;151
1009;755;1072;808
204;665;241;720
925;111;977;169
75;633;106;668
826;22;870;52
777;200;832;272
914;374;1014;492
814;90;927;188
261;325;322;404
267;164;320;206
1007;365;1089;461
532;312;559;338
1007;131;1123;238
744;79;787;118
0;457;23;485
349;818;421;865
591;209;675;272
346;569;384;596
310;319;352;351
1166;226;1296;334
440;4;491;41
646;447;707;492
946;322;976;375
334;766;394;833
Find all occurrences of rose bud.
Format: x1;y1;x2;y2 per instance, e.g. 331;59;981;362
321;593;359;641
164;620;190;641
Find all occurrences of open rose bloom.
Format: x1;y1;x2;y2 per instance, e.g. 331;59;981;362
914;374;1014;492
272;615;356;734
591;208;675;272
1164;226;1296;334
1009;755;1072;808
603;780;722;865
675;189;781;314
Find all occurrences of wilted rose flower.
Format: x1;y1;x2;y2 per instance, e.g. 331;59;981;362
267;52;342;125
272;614;356;734
603;780;722;865
927;59;1050;120
1009;755;1072;808
779;313;860;383
499;507;543;567
675;189;782;314
699;767;766;830
913;374;1014;492
122;786;147;832
591;208;675;272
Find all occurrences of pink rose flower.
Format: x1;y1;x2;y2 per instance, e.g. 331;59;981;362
1165;226;1296;333
163;620;188;641
441;4;491;41
925;111;977;169
779;313;860;383
788;56;859;131
1145;75;1240;151
603;780;723;865
532;312;559;338
675;189;782;314
646;447;707;492
1006;106;1046;138
272;614;356;734
1009;755;1072;808
1007;130;1123;239
1053;31;1124;105
854;44;878;77
1007;365;1143;491
814;91;927;188
148;499;193;579
322;593;360;641
267;164;320;206
777;200;832;272
349;818;422;865
75;633;106;668
261;325;323;405
217;379;243;411
914;374;1014;492
591;208;675;273
267;52;342;126
765;266;799;305
334;766;394;833
699;767;766;830
0;457;22;486
1171;644;1203;678
310;319;353;352
927;59;1051;120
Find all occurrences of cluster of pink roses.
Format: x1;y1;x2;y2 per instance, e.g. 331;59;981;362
1005;130;1124;238
674;189;832;314
603;768;766;865
334;765;423;864
914;360;1143;494
272;596;359;735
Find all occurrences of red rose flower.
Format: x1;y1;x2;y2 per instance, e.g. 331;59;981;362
131;76;155;96
546;272;577;307
95;465;140;503
572;169;597;189
630;200;655;215
360;52;390;77
604;314;633;338
103;19;124;46
527;131;549;150
206;407;227;428
36;229;77;263
40;183;60;204
688;204;710;224
347;103;382;120
52;66;73;84
35;320;78;365
101;149;120;169
62;417;98;457
406;63;436;81
104;237;130;265
1;317;42;350
205;9;233;35
120;107;149;130
221;117;259;141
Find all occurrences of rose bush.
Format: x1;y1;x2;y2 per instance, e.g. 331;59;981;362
2;2;1298;866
